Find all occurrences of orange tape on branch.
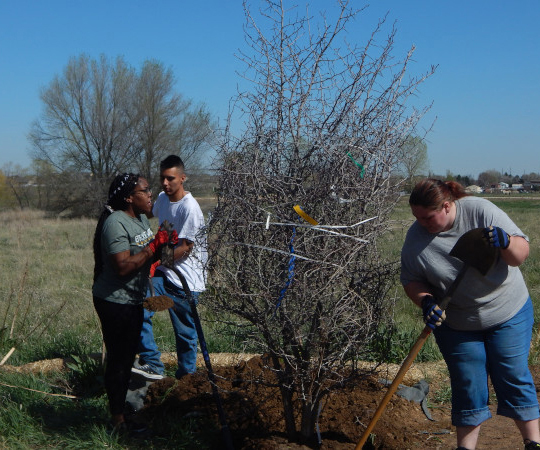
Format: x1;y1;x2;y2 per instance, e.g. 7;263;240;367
293;205;318;225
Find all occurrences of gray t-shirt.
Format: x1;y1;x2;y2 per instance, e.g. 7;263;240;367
92;211;154;305
400;196;529;331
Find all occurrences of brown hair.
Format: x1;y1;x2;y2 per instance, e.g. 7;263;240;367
409;178;469;210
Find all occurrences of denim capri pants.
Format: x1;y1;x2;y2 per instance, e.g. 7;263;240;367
434;297;539;427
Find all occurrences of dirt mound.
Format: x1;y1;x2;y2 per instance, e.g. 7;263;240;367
140;356;540;449
141;355;455;449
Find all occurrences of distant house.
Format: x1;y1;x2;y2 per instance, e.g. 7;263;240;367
523;180;540;191
497;182;510;189
465;185;483;194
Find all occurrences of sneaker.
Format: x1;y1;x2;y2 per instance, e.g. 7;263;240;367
131;362;164;380
525;440;540;450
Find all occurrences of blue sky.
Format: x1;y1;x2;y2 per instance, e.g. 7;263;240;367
1;1;539;178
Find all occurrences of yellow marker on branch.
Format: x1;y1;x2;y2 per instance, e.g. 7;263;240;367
293;205;318;225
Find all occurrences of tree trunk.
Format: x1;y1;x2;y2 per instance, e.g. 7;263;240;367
300;399;319;442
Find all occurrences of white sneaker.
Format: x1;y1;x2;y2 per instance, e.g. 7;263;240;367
131;362;164;380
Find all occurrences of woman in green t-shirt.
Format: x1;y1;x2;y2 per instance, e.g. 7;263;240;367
92;173;177;434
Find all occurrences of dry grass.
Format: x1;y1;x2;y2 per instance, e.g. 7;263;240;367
1;352;259;374
0;209;98;364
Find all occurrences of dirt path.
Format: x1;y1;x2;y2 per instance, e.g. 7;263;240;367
436;408;523;450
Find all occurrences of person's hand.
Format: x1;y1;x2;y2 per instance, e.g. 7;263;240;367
421;295;446;330
148;228;169;253
148;227;179;253
483;225;510;249
168;229;179;246
150;260;161;277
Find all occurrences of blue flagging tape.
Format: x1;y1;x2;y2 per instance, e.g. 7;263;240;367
274;226;296;313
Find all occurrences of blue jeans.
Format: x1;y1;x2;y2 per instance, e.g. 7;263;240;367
434;297;539;427
137;273;200;379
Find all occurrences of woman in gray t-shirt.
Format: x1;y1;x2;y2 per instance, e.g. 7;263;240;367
92;173;176;434
401;178;540;450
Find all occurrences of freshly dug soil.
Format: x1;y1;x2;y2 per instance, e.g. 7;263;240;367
143;294;174;312
138;355;540;449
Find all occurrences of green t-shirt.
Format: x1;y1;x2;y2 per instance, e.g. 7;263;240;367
92;211;154;305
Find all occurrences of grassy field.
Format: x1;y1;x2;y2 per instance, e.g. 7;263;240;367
0;193;539;447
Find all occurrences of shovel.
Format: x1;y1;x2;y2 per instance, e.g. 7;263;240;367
142;277;174;312
355;228;498;449
167;265;235;450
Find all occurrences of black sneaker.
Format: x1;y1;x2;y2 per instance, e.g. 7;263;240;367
131;362;164;380
525;440;540;450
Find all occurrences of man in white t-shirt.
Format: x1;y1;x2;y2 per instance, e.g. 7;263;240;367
132;155;207;380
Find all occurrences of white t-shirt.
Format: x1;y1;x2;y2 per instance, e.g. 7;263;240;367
153;191;207;292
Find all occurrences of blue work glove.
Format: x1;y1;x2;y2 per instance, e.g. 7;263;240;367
483;226;510;249
421;295;446;330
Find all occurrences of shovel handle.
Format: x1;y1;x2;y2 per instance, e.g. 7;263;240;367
355;326;432;449
148;277;156;297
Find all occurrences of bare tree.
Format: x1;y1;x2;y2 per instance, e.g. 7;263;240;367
397;135;429;191
132;60;215;188
29;54;138;214
174;104;216;173
29;54;215;216
477;169;501;189
30;54;137;178
0;164;28;209
206;0;435;442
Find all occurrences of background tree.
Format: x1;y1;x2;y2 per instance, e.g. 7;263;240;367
477;169;501;189
1;163;33;210
396;135;429;191
522;172;540;182
206;0;435;442
455;174;473;187
132;60;215;188
0;166;19;209
30;54;214;216
30;55;136;176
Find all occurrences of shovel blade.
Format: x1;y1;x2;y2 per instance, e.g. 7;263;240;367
449;227;498;275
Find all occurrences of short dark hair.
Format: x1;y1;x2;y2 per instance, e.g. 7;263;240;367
160;155;184;172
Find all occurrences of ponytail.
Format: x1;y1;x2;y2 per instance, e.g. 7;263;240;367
409;178;469;210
